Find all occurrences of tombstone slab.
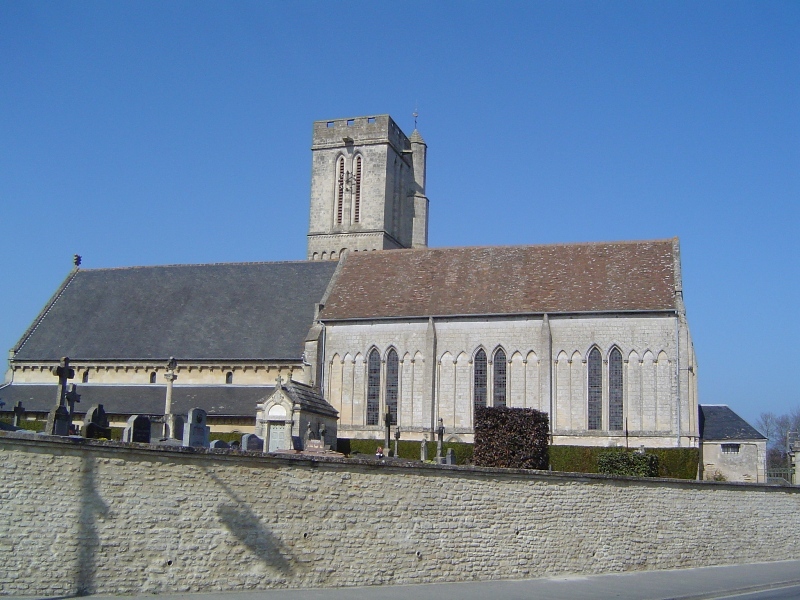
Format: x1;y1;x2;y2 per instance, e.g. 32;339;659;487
83;404;111;439
123;415;152;444
209;440;229;449
183;408;210;448
242;434;263;452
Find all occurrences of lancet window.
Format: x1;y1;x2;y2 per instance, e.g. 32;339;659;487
609;348;624;431
493;348;507;407
367;349;381;425
353;155;362;223
336;156;345;225
588;347;602;430
386;349;398;425
474;349;487;409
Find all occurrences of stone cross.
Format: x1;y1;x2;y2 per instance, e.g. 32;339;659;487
12;401;25;427
275;375;284;388
65;384;81;416
45;357;75;435
52;357;75;408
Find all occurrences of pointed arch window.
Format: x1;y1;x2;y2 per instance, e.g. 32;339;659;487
474;349;487;409
353;155;362;223
367;349;381;425
386;349;398;425
493;348;507;407
609;348;623;431
336;156;345;225
588;348;602;430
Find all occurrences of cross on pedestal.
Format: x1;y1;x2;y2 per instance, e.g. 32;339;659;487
275;375;284;388
12;401;25;427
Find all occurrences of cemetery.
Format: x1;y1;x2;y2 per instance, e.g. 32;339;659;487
1;356;799;596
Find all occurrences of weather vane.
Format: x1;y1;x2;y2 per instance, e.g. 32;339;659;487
413;104;418;129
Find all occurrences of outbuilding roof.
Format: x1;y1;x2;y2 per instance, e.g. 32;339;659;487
0;382;271;417
320;239;680;320
699;405;766;441
12;260;338;361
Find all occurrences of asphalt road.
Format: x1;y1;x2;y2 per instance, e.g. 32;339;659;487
13;560;800;600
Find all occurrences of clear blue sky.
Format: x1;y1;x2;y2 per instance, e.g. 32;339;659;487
1;1;797;426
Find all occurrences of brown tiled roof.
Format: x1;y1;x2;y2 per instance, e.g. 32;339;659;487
320;239;679;320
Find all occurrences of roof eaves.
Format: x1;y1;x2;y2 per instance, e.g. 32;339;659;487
320;308;678;323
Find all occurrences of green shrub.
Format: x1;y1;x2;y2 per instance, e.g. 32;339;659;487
473;407;549;470
597;450;659;477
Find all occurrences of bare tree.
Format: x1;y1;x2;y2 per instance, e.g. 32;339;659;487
756;412;777;445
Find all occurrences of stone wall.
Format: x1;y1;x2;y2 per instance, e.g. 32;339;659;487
2;432;798;597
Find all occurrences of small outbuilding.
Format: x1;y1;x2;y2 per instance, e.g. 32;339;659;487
255;378;338;453
699;404;767;483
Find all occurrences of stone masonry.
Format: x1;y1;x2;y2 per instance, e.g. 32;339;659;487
1;432;798;597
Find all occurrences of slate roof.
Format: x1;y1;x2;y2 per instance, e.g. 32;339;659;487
0;382;272;417
281;381;338;417
12;260;338;361
699;405;766;441
320;239;679;320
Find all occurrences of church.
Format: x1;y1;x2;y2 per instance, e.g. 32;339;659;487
3;114;713;458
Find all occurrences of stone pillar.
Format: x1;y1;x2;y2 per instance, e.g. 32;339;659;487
163;358;178;438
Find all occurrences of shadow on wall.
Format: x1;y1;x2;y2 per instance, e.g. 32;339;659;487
203;468;295;576
76;454;111;596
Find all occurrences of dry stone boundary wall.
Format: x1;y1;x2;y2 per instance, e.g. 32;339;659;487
1;432;798;597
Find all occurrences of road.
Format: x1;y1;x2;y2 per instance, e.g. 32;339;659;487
11;559;800;600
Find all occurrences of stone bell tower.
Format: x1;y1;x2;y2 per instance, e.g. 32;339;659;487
307;115;428;260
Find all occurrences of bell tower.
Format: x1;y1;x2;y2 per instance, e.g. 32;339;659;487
307;115;428;260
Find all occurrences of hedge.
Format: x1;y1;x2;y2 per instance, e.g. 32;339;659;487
550;445;699;479
473;407;549;470
337;438;474;465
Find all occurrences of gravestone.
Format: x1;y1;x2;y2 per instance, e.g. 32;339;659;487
209;440;229;449
241;433;263;452
420;437;428;461
47;405;71;436
446;448;456;466
123;415;151;444
183;408;209;448
173;415;185;441
83;404;111;439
